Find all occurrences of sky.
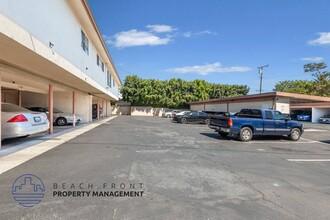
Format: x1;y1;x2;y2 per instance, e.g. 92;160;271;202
89;0;330;94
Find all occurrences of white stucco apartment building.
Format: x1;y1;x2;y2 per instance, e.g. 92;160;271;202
0;0;122;136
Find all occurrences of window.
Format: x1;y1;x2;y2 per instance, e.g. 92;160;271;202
81;30;89;54
274;111;285;120
190;112;199;116
101;61;104;72
97;55;100;66
237;109;262;118
113;77;115;87
265;111;273;120
107;71;112;88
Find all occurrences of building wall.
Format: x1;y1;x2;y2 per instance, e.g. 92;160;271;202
191;100;274;113
0;0;119;98
2;90;18;104
190;104;204;111
112;106;131;115
205;104;228;112
22;91;47;108
275;97;290;114
228;101;273;112
131;107;166;116
312;107;330;123
191;98;292;114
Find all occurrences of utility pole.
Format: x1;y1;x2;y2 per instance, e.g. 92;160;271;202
258;64;268;94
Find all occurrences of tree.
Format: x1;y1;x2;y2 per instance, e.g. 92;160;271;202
274;80;315;95
304;62;330;97
275;62;330;97
120;75;249;108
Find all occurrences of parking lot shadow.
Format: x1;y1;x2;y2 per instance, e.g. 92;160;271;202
320;140;330;144
200;132;292;142
200;132;231;141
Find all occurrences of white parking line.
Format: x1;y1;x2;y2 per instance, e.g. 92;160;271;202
304;129;328;132
247;140;315;144
0;116;117;175
287;159;330;162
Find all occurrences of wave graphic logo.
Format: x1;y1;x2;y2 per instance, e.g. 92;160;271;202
12;174;45;207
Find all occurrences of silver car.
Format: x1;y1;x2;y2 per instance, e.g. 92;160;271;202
27;107;82;126
162;110;181;118
1;103;50;140
319;115;330;124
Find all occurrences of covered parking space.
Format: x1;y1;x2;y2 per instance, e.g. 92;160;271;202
0;30;118;149
291;102;330;123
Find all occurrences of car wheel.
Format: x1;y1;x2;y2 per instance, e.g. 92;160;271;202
289;128;301;141
56;117;67;126
181;118;187;124
204;119;210;125
239;127;253;142
218;132;229;137
166;114;171;118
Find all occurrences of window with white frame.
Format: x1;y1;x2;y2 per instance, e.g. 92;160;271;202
81;30;89;54
97;55;100;66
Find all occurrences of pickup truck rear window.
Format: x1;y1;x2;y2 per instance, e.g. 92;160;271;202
236;109;262;118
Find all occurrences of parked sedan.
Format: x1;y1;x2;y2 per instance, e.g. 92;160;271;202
173;111;210;124
28;107;82;126
319;115;330;124
296;111;312;121
2;103;49;140
162;110;181;118
172;110;190;118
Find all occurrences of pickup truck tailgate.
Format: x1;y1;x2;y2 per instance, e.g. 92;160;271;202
209;115;230;128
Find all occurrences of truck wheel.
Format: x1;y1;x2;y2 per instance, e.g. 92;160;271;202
239;127;253;142
289;128;301;141
218;132;229;137
181;118;187;124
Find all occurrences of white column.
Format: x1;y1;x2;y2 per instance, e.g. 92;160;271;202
48;84;54;134
72;91;76;127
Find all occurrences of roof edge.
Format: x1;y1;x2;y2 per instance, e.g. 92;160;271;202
189;92;330;105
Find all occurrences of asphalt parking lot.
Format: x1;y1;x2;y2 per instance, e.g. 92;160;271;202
0;116;330;219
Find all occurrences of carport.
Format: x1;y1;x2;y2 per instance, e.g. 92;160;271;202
291;102;330;123
0;29;118;148
189;92;330;123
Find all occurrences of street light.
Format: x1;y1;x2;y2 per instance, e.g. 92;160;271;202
258;64;268;94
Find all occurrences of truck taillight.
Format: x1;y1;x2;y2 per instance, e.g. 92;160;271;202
7;114;28;123
228;118;233;127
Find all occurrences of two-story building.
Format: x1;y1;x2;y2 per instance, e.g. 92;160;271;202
0;0;122;138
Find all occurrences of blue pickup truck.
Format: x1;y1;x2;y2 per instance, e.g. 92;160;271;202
209;109;304;142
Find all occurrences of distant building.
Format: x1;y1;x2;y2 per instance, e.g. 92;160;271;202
189;92;330;123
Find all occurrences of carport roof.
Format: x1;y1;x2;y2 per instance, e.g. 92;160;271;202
189;92;330;105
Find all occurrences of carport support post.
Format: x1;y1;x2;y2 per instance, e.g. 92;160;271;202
106;101;108;117
18;90;22;106
48;84;53;134
102;100;104;118
0;70;2;149
72;91;75;128
97;100;100;120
